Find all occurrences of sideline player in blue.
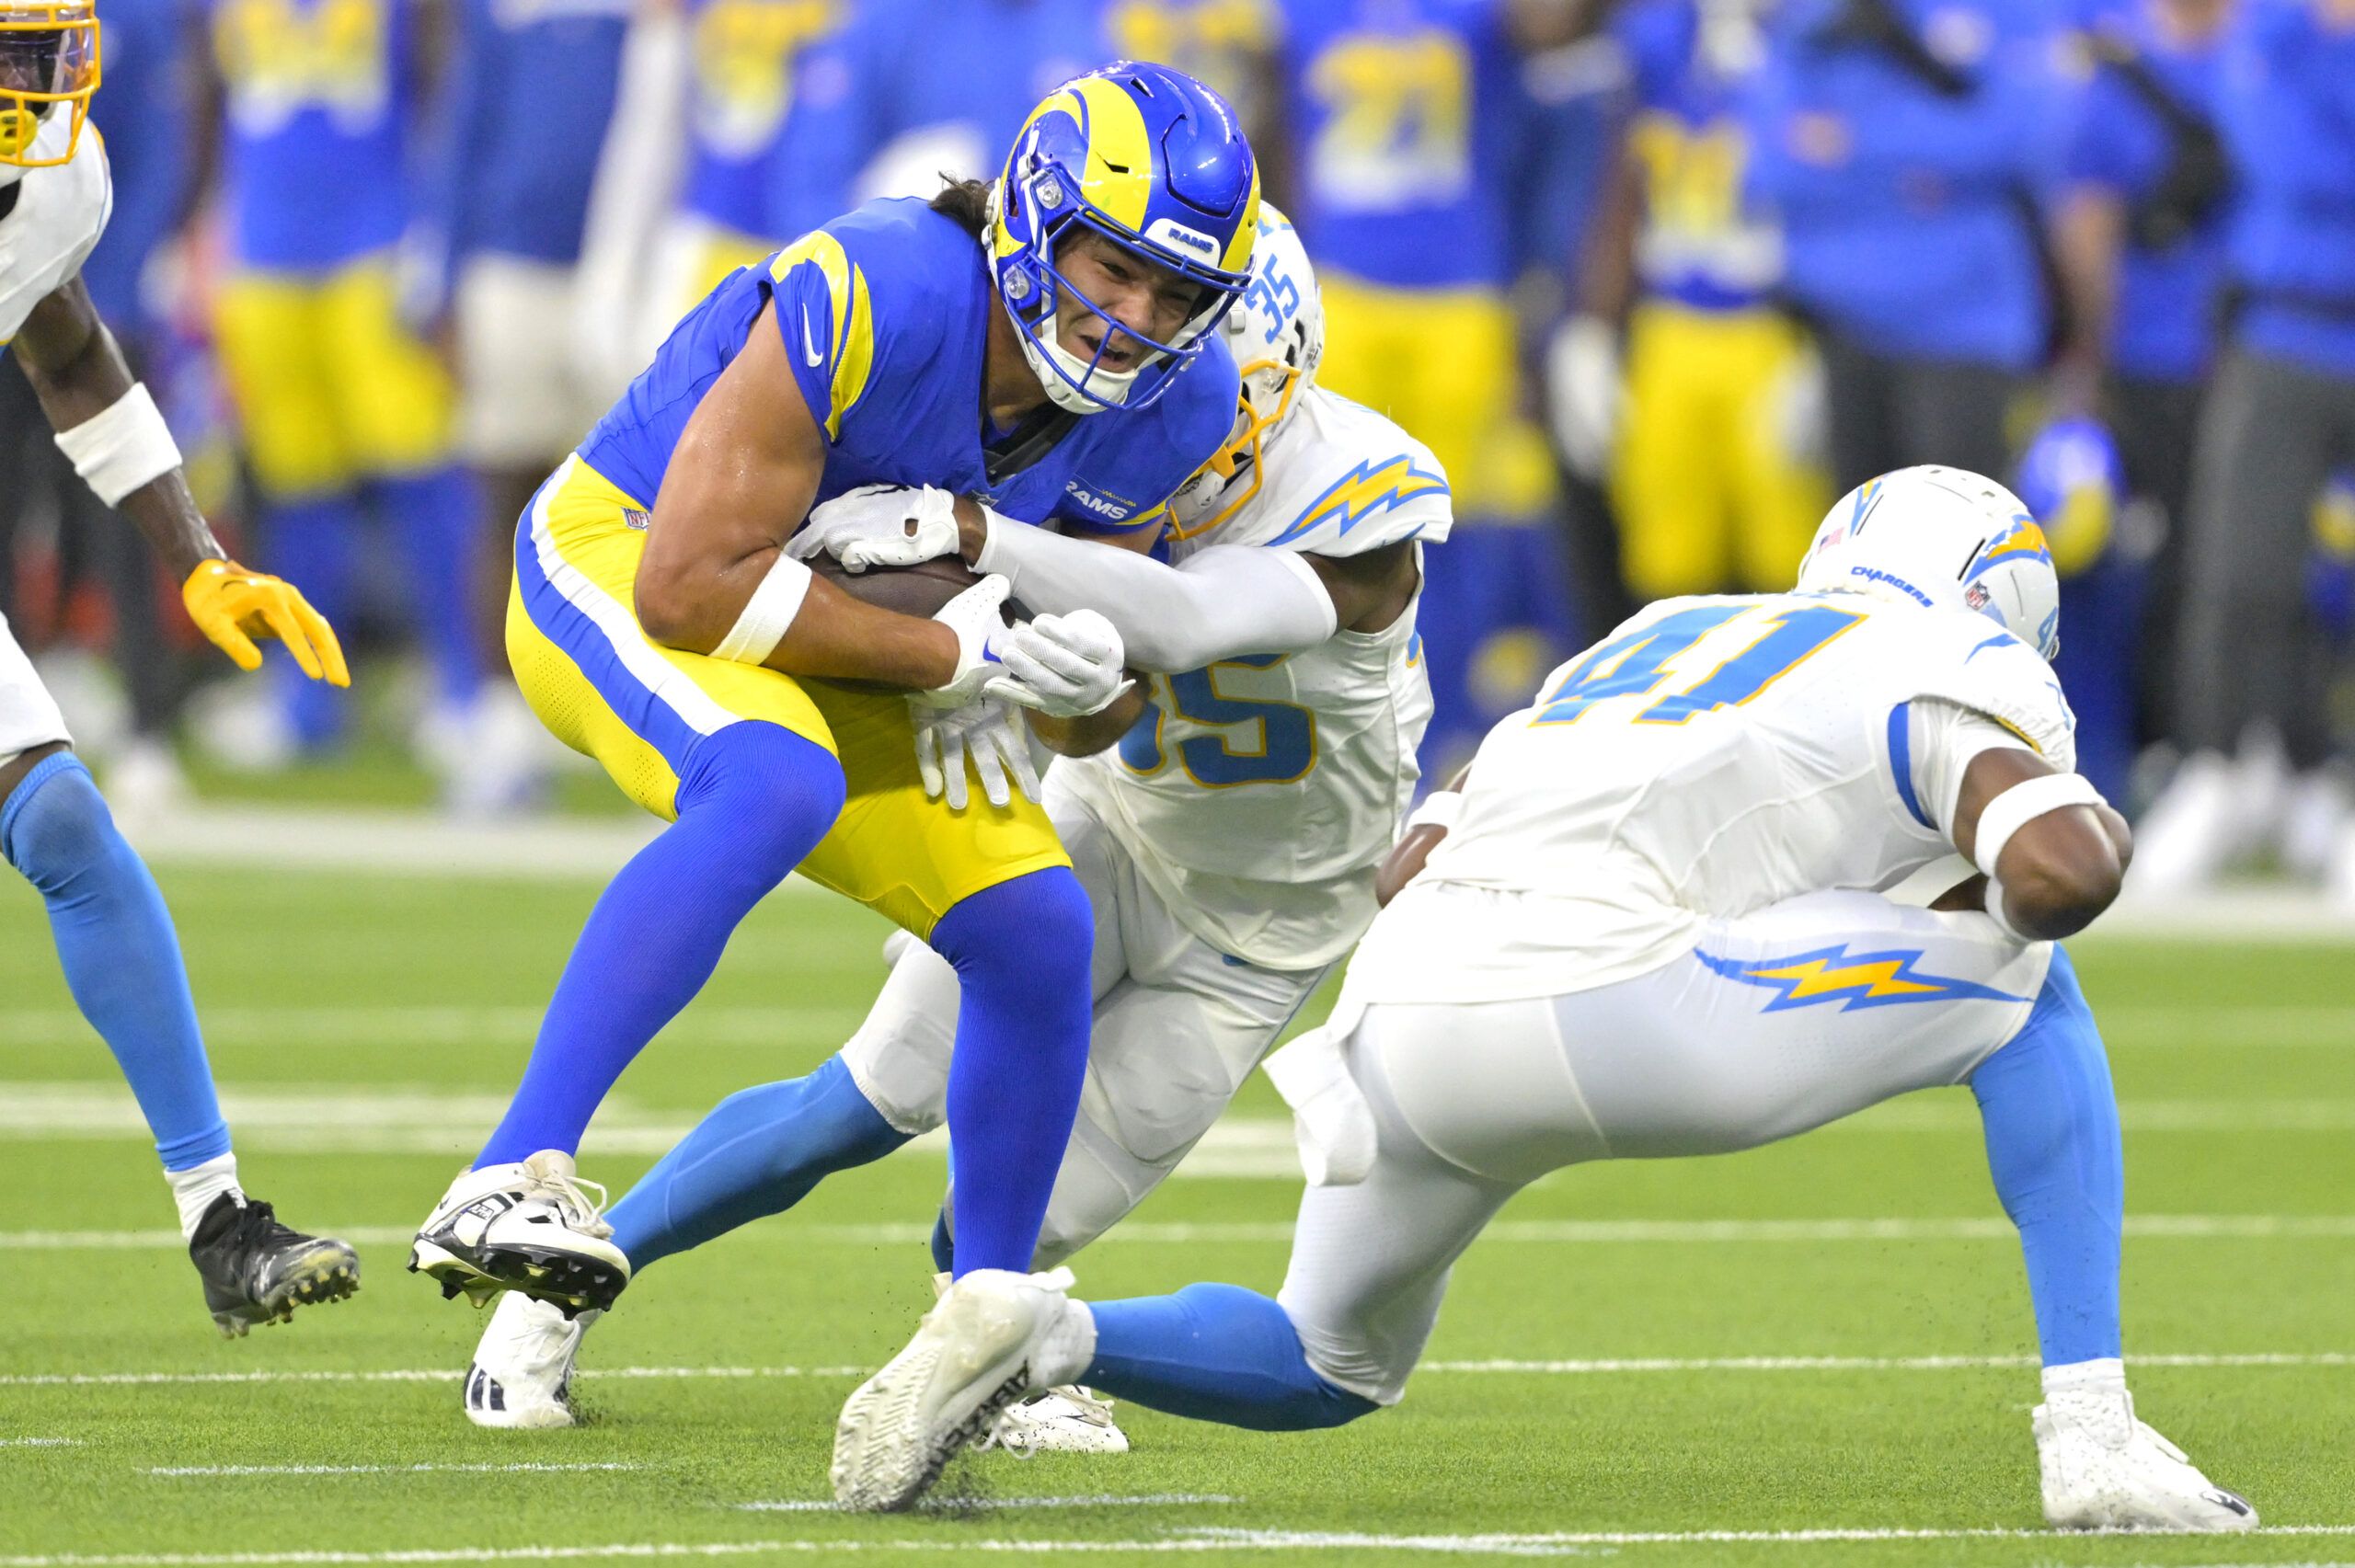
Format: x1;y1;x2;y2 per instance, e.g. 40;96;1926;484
408;64;1259;1333
2;0;358;1334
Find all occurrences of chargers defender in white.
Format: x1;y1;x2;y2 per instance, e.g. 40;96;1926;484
463;211;1442;1474
3;4;354;1337
840;467;2260;1529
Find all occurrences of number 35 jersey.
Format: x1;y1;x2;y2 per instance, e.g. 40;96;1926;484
1353;590;2079;1003
0;112;111;343
1057;383;1454;971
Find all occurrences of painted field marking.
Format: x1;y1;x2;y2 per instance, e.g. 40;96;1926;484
15;1211;2355;1253
146;1463;647;1477
4;1526;2355;1564
737;1495;1240;1514
6;1350;2349;1391
0;1437;76;1448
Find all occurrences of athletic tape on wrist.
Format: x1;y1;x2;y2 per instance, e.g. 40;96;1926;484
711;552;813;665
968;503;1018;578
1970;771;2105;880
1404;789;1465;834
52;383;183;506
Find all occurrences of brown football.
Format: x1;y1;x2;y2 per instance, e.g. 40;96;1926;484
806;554;984;620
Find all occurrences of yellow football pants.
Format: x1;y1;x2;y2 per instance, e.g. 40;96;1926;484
505;456;1068;937
1611;302;1830;601
212;256;459;498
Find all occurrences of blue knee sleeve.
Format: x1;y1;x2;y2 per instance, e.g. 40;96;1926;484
605;1056;909;1270
927;866;1092;1276
1086;1284;1378;1432
477;723;845;1165
2;754;228;1170
1969;948;2123;1368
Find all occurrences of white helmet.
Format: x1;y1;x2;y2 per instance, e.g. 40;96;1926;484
1796;465;2062;658
1167;203;1324;539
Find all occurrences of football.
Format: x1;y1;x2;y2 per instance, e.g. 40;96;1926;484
805;552;984;620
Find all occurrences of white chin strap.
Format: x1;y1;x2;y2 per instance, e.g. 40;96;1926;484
1025;331;1143;413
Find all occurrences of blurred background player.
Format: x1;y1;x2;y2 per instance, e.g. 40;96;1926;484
1269;0;1585;775
2;0;358;1333
1552;0;1830;607
1743;0;2073;486
198;0;486;787
2135;0;2355;897
438;0;629;810
835;468;2257;1533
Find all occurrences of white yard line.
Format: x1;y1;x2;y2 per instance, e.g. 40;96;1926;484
5;1527;2355;1564
13;1212;2355;1253
5;1350;2348;1391
0;1438;76;1447
736;1495;1239;1514
146;1463;647;1477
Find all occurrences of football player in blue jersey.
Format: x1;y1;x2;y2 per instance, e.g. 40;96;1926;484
409;65;1259;1345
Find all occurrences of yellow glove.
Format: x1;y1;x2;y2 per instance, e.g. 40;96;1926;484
180;559;351;686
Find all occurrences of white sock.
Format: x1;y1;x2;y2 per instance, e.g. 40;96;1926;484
2041;1356;2127;1398
167;1153;243;1241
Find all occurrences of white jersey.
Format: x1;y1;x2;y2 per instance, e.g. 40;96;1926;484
1056;386;1453;970
1341;590;2078;1004
0;116;112;345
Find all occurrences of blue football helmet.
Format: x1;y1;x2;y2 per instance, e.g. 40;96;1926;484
988;62;1260;414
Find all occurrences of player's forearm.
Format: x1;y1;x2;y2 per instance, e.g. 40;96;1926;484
964;511;1336;672
638;544;957;688
1028;684;1146;758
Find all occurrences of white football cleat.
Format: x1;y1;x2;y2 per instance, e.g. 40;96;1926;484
2035;1387;2257;1531
408;1150;630;1315
985;1385;1130;1455
832;1267;1093;1511
464;1290;601;1429
2127;751;2246;898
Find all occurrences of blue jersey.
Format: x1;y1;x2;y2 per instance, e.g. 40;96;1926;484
1613;0;1782;313
579;198;1241;532
85;0;190;334
680;0;846;238
445;0;626;266
1277;0;1523;292
210;0;413;269
1744;0;2072;367
2063;7;2229;385
2220;0;2355;377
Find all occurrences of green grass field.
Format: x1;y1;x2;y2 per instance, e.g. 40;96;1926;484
2;859;2350;1566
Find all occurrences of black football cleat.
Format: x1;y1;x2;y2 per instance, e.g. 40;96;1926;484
189;1194;361;1338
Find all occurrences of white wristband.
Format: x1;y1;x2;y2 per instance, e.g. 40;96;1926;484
53;383;183;507
1405;789;1464;834
711;552;813;665
1970;771;2106;880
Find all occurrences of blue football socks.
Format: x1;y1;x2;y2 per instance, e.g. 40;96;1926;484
605;1056;909;1270
1969;947;2126;1368
1086;1284;1377;1430
373;467;485;708
926;866;1093;1276
477;722;845;1166
262;493;362;748
2;754;230;1171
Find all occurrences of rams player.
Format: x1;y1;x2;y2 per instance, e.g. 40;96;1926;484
848;468;2257;1533
409;65;1259;1341
1;0;357;1333
202;0;483;769
455;213;1449;1461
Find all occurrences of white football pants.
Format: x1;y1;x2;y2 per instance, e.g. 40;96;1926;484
842;773;1330;1267
0;610;71;766
1278;886;2056;1404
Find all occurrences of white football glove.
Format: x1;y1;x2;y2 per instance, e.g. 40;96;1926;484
785;483;960;573
1545;315;1622;482
911;696;1040;810
990;610;1131;719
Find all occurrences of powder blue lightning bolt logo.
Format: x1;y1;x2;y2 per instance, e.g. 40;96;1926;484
1269;454;1449;545
1696;944;2029;1012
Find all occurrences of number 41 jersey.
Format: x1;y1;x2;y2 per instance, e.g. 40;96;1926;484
1056;383;1455;971
1356;589;2080;1003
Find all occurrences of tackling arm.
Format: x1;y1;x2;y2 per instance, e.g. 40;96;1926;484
1948;747;2130;941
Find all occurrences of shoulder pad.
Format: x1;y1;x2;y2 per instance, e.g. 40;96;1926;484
1898;612;2079;773
1244;389;1454;557
0;125;111;344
